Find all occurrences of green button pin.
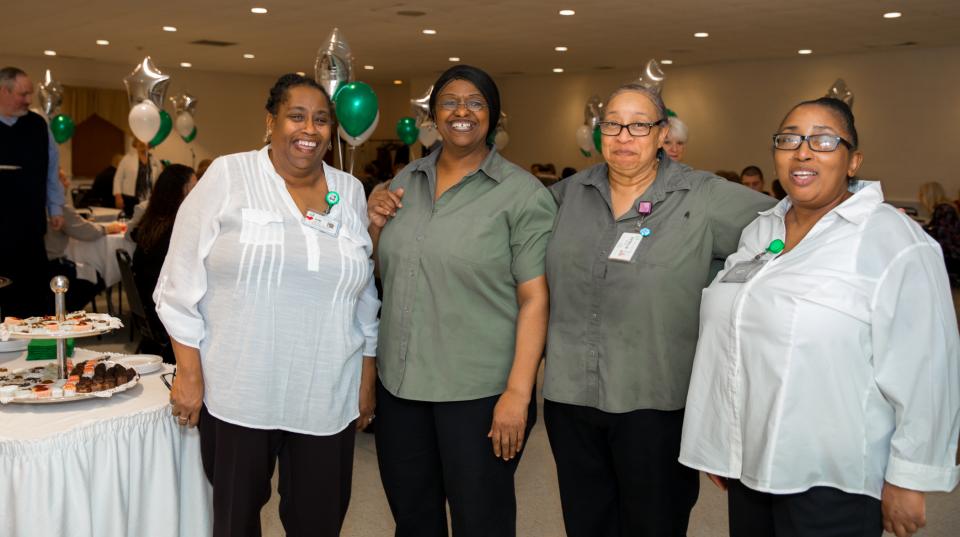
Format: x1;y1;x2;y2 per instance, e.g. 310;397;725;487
767;239;785;254
325;191;340;208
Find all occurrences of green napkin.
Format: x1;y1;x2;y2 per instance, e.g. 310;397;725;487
26;339;75;360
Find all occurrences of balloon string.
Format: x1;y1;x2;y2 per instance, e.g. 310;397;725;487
348;146;356;175
336;130;344;171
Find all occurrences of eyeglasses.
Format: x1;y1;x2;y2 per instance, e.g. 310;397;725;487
772;133;853;152
598;119;665;137
437;98;488;112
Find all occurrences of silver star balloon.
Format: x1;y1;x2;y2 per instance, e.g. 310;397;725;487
825;78;854;108
169;92;197;116
37;69;64;117
315;27;354;99
584;94;603;129
410;84;433;121
123;57;171;108
636;59;665;94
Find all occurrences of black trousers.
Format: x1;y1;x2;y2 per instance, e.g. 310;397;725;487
374;381;536;537
0;236;51;318
198;406;356;537
728;479;883;537
543;400;700;537
47;259;104;313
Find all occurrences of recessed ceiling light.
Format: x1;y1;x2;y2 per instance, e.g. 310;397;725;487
180;62;192;68
798;49;812;55
96;39;110;46
243;53;255;59
694;32;709;38
555;46;568;52
393;80;403;85
448;57;460;62
163;26;177;32
883;12;902;19
559;9;575;16
553;68;564;73
661;59;673;65
363;65;374;70
251;7;268;14
44;50;57;56
397;10;426;17
296;71;306;76
422;29;437;35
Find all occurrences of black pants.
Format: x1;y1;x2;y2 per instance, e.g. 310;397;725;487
121;194;139;218
0;236;51;318
728;479;883;537
47;259;104;313
374;381;536;537
198;406;356;537
543;400;700;537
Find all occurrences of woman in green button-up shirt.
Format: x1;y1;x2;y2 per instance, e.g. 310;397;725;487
543;83;775;537
366;65;557;537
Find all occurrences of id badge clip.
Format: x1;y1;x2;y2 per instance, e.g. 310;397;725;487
304;209;341;237
720;239;784;283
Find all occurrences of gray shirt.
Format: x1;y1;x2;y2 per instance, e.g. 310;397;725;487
44;205;106;260
543;157;776;412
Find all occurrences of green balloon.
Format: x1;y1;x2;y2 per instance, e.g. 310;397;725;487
592;125;602;152
50;114;75;144
182;126;197;143
666;108;677;117
579;148;591;158
334;82;379;137
396;116;419;145
149;109;173;147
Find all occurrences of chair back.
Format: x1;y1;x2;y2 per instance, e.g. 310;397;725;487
115;249;147;318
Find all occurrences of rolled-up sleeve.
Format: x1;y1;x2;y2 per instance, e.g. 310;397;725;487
153;158;230;349
705;177;776;257
873;242;960;492
509;187;557;283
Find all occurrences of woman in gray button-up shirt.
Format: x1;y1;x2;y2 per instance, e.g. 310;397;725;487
543;83;774;537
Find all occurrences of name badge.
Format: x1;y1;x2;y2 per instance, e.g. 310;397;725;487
303;209;340;237
608;232;643;263
719;259;766;283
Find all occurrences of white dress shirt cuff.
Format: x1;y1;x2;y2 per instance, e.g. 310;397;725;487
885;454;960;492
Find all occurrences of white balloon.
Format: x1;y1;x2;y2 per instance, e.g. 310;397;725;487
338;111;379;147
418;122;440;147
175;112;195;138
575;124;594;153
494;129;509;151
129;101;161;143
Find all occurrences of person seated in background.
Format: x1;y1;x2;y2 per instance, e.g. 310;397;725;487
195;158;213;180
560;166;577;179
78;153;124;208
663;116;688;161
45;170;123;312
739;165;769;195
715;170;740;183
919;181;960;286
130;164;197;362
113;138;161;218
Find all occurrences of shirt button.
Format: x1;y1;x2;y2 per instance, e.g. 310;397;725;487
590;350;598;357
408;269;415;276
416;235;424;241
591;313;599;320
403;306;410;312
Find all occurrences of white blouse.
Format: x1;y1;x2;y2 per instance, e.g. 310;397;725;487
679;181;960;499
154;147;379;435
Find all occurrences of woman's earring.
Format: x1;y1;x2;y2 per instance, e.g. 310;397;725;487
263;129;272;145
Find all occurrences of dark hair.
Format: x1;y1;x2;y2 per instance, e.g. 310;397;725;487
715;170;741;183
772;179;788;200
0;67;27;89
134;164;195;253
561;167;577;179
780;97;859;150
429;65;501;134
740;165;763;180
265;73;333;115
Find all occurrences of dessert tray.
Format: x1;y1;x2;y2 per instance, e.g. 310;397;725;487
1;312;123;340
0;357;140;405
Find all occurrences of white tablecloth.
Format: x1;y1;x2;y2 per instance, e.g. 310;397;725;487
64;233;135;288
0;349;212;537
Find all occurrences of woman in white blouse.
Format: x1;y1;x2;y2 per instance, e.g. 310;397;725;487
159;74;379;537
679;98;959;537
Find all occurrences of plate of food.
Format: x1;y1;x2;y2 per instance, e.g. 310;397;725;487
0;339;29;353
114;354;163;375
1;311;123;340
0;358;139;404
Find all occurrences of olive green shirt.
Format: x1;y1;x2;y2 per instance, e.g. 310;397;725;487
543;158;776;412
377;147;557;401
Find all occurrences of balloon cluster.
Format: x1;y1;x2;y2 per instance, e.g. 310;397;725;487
825;78;854;108
124;57;173;147
170;92;198;143
38;70;74;144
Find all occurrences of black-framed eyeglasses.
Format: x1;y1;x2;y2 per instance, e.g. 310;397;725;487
437;98;488;112
772;133;853;152
598;119;665;137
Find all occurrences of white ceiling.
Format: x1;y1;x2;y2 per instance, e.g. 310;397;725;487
6;0;960;81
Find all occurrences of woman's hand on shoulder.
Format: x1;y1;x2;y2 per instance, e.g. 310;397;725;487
367;180;404;229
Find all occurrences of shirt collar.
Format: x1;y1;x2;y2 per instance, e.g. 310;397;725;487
575;155;694;202
0;114;18;127
760;180;884;225
411;145;505;183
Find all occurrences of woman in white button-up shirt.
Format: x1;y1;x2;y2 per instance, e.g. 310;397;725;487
159;74;379;537
680;98;959;537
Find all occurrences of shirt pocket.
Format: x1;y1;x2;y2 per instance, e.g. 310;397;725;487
443;214;511;267
239;208;285;246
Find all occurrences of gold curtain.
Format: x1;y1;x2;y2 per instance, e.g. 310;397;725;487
61;85;129;132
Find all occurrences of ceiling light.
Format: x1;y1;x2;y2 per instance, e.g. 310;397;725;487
363;65;374;70
798;49;812;55
559;9;575;16
163;26;177;32
296;71;305;76
553;68;564;73
448;57;460;62
243;53;255;59
555;46;568;52
96;39;110;46
180;62;192;68
694;32;709;38
44;50;56;56
883;12;902;19
661;59;673;65
422;29;437;35
393;80;403;85
251;7;268;14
